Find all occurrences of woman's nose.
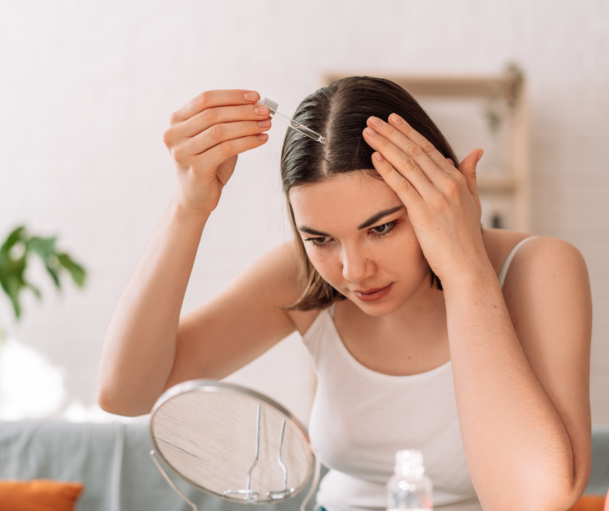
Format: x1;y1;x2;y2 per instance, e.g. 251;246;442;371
341;247;375;283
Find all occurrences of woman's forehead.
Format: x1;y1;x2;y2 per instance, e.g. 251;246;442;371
289;172;402;228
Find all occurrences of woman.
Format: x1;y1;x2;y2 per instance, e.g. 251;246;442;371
98;77;592;511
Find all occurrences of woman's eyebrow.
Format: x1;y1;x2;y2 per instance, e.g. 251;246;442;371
357;205;404;230
297;205;405;236
297;226;330;237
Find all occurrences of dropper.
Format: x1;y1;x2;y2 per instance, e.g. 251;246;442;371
256;98;327;144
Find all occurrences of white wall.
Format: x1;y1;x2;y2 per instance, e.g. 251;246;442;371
0;0;607;424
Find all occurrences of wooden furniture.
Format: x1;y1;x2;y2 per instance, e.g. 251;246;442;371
324;66;530;232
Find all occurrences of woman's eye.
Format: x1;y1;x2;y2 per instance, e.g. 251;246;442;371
305;236;332;247
370;221;396;235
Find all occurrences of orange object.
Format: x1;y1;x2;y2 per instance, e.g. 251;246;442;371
567;495;606;511
0;480;84;511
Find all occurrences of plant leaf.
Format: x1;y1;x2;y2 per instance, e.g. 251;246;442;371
0;226;26;255
56;253;87;287
27;236;57;260
44;262;61;289
0;266;26;318
27;236;64;289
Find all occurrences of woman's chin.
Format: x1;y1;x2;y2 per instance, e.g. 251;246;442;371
344;282;423;317
347;293;405;317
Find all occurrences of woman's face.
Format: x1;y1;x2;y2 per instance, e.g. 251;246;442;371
289;171;432;317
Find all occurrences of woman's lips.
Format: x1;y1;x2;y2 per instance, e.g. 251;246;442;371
353;283;393;302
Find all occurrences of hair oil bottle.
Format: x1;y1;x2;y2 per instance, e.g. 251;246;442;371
386;450;433;510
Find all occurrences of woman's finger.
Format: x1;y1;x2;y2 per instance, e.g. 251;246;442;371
367;116;455;190
192;133;269;173
363;127;438;200
178;104;271;138
387;114;461;177
370;151;423;206
458;149;483;200
187;119;272;156
171;90;260;124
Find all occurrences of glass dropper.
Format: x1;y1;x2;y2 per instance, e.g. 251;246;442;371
256;98;327;144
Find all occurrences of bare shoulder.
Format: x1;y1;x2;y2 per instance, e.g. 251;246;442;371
483;226;584;274
499;235;590;307
223;238;321;335
482;228;591;331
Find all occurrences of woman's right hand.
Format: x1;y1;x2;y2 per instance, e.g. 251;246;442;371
163;90;272;216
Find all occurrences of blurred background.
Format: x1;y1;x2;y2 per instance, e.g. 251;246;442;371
0;0;607;428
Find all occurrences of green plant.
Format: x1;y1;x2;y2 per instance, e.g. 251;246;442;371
0;225;87;339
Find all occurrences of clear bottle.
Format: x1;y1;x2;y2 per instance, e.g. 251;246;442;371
386;450;433;511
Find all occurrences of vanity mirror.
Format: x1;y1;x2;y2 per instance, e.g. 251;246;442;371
149;380;321;510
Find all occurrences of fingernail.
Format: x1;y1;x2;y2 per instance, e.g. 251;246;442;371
374;152;384;162
244;92;258;102
476;150;484;163
258;119;272;128
257;133;268;141
368;116;382;127
390;114;403;125
254;106;269;115
364;127;377;137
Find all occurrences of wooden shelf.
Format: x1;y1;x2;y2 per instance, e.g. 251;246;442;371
324;71;524;105
477;176;519;193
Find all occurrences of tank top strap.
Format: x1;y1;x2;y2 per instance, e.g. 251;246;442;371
498;236;538;288
329;302;337;318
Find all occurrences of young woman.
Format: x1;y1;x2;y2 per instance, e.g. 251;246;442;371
98;77;592;511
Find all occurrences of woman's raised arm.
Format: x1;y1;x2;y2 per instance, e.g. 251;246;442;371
97;90;299;416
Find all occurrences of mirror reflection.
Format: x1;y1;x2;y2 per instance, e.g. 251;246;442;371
149;381;315;505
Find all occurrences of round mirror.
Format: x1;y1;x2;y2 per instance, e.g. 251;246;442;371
149;380;319;510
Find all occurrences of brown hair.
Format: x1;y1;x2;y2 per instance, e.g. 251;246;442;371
281;76;458;311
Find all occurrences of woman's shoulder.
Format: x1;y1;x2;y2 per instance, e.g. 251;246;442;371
482;229;581;274
482;229;588;303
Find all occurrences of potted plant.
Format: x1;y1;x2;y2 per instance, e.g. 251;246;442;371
0;225;87;339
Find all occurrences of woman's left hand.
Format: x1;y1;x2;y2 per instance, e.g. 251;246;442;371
363;114;491;284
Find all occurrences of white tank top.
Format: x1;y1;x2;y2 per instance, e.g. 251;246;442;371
302;237;536;511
